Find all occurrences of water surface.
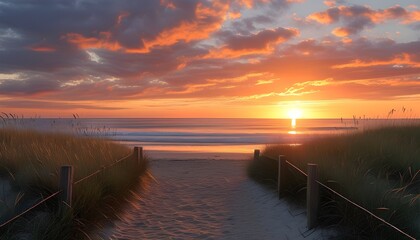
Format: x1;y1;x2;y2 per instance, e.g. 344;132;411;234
4;118;358;159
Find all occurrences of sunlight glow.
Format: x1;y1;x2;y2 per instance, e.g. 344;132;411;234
288;108;302;128
288;108;302;119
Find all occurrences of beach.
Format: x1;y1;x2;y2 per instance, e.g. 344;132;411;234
96;159;337;240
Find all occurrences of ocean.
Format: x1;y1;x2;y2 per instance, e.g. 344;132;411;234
5;118;358;159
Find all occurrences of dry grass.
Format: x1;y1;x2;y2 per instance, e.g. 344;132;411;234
248;125;419;239
0;128;148;239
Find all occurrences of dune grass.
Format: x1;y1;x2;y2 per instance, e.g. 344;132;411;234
0;127;148;239
248;125;419;239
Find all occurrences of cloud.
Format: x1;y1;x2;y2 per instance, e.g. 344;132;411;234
307;7;341;24
206;27;299;58
311;77;420;101
0;0;294;102
61;1;230;53
225;27;298;51
230;15;275;34
256;79;273;85
332;53;420;69
308;5;420;36
0;99;127;110
242;79;331;100
0;0;419;112
236;0;290;9
323;1;336;7
0;78;59;95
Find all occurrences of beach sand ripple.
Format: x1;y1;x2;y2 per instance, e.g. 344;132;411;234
97;159;337;240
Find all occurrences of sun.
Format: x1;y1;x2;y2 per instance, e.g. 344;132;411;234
288;109;302;119
288;108;302;128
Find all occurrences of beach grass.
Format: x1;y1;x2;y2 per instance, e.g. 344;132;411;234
0;127;148;239
248;125;419;239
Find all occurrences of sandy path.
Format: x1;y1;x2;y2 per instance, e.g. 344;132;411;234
97;160;336;240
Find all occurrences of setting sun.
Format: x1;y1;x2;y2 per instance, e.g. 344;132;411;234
288;109;302;119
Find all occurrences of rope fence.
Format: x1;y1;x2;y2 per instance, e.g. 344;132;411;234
316;179;415;240
0;191;61;228
254;149;416;240
0;146;144;229
74;152;132;185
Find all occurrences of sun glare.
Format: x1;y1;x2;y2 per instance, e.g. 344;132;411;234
288;108;302;128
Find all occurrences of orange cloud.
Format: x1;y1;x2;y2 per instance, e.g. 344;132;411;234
229;11;242;19
332;53;420;69
332;27;351;37
307;9;338;24
132;2;229;53
64;32;122;51
341;37;352;44
237;0;253;8
323;0;336;7
205;47;272;59
65;2;228;54
29;46;56;52
404;10;420;23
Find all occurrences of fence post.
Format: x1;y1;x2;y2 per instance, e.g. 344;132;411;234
134;146;143;165
278;155;287;199
307;163;319;230
59;165;74;208
253;149;260;161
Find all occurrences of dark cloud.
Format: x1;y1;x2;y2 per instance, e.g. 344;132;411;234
308;5;419;36
230;15;274;34
225;27;298;51
0;49;87;72
0;78;59;95
0;99;127;110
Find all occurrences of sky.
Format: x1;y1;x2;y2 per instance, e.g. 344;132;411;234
0;0;419;118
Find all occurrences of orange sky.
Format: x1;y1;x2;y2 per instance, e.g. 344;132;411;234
0;0;419;118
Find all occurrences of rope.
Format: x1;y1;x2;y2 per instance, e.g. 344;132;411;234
260;155;308;176
316;180;416;240
285;160;307;177
74;152;132;185
261;154;416;240
0;191;61;228
73;169;102;185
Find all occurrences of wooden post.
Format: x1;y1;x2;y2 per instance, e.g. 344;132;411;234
307;163;319;230
134;146;143;165
278;155;287;199
253;149;260;161
59;165;74;207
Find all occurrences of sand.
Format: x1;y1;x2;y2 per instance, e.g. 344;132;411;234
97;159;337;240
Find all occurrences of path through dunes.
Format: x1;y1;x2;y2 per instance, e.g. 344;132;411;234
97;160;336;240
